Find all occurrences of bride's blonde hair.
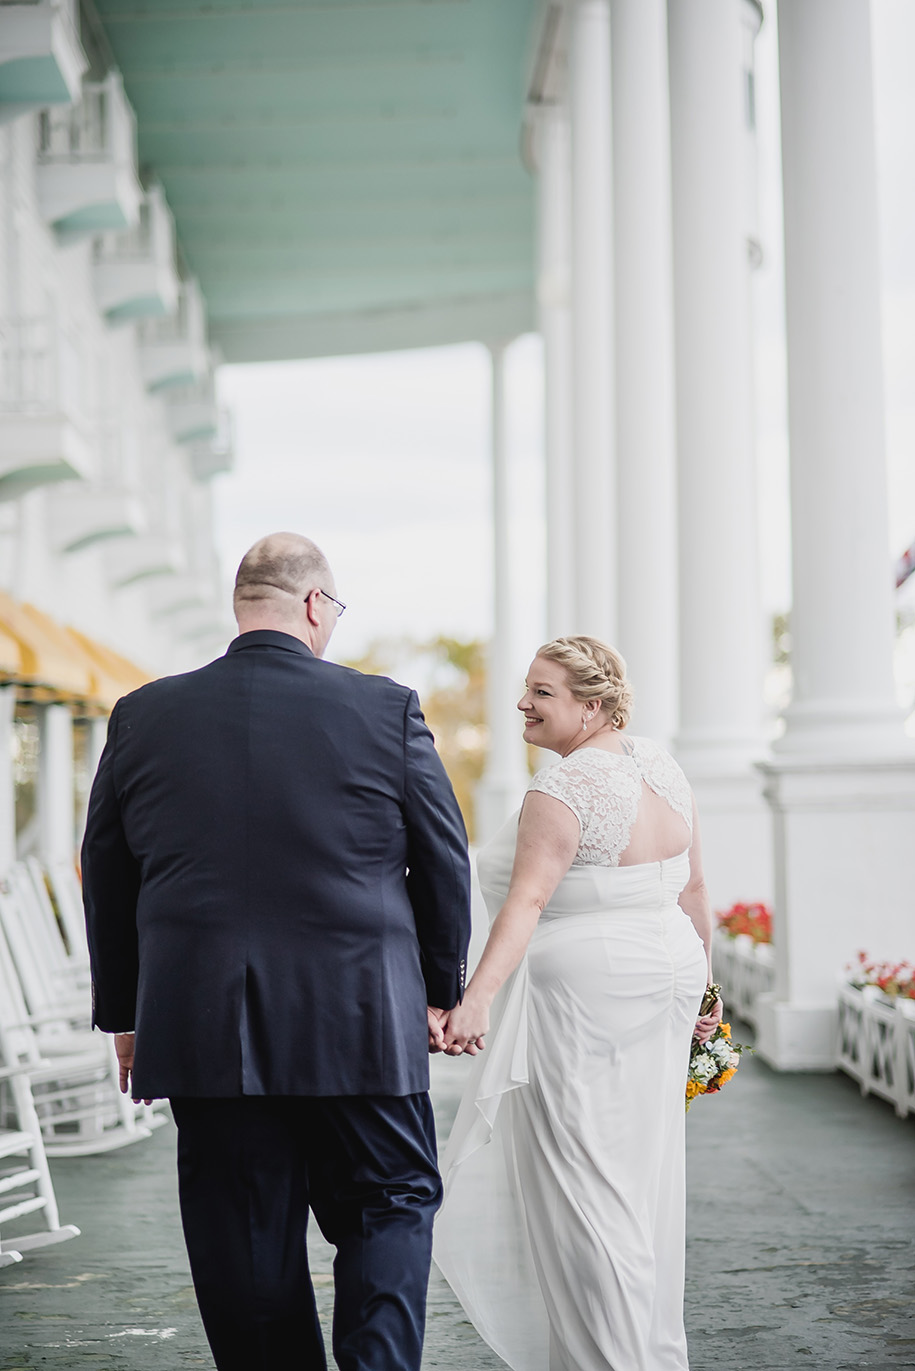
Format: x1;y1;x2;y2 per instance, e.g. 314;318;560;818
536;636;634;730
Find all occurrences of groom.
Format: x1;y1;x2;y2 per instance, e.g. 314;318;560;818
82;532;471;1371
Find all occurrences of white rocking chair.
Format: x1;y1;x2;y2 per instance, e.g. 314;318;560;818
0;920;153;1157
0;1062;80;1263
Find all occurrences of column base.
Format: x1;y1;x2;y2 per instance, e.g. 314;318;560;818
757;753;915;1071
755;992;837;1071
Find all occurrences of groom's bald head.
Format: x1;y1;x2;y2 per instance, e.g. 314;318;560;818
233;533;333;619
232;533;339;657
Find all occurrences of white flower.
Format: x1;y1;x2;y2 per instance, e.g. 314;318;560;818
711;1039;732;1065
691;1054;717;1084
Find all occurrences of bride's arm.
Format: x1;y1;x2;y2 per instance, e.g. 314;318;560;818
441;792;580;1055
679;795;723;1042
679;796;713;971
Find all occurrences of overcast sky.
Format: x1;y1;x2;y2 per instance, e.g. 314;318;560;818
212;0;915;672
214;336;545;668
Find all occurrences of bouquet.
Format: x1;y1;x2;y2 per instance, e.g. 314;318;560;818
685;984;745;1112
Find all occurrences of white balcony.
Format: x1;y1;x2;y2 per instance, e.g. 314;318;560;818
36;70;142;240
0;0;86;121
48;485;147;554
189;409;233;481
92;183;179;322
138;278;208;392
46;414;147;552
0;316;92;500
166;371;219;445
106;533;185;589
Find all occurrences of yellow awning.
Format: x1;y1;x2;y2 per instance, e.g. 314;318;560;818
0;590;93;699
0;620;22;679
66;628;153;706
0;592;155;708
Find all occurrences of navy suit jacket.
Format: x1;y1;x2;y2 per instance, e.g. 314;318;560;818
81;630;471;1099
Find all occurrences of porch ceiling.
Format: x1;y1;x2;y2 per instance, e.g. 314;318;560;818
92;0;538;362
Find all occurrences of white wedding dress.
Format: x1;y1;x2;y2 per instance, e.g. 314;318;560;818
433;739;708;1371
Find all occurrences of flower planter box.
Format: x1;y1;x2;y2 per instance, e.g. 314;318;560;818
712;931;774;1027
837;982;915;1120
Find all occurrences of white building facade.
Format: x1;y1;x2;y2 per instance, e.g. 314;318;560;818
0;4;231;873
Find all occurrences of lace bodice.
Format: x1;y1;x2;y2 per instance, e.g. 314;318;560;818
526;736;693;867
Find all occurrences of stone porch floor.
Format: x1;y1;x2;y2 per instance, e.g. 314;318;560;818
0;1030;913;1370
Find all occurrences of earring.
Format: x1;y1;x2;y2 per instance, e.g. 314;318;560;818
582;719;588;732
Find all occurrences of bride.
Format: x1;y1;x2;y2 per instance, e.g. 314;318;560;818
432;636;722;1371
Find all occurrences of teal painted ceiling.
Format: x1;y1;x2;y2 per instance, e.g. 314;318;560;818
92;0;539;361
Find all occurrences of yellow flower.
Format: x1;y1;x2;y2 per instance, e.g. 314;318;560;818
720;1023;731;1039
685;1080;705;1100
718;1067;737;1086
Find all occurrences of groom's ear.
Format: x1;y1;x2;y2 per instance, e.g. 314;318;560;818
304;590;321;625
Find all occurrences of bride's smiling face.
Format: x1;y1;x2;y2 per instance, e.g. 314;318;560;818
518;655;595;754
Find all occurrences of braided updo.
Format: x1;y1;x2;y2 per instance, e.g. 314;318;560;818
536;636;634;730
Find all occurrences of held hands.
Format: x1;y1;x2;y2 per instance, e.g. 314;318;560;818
429;988;490;1057
427;1007;447;1053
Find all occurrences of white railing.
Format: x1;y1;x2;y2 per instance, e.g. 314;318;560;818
0;318;52;410
0;318;83;420
138;278;206;348
37;70;136;169
94;415;140;487
712;931;775;1027
837;983;915;1120
190;409;234;480
169;371;216;410
94;183;174;267
714;934;915;1118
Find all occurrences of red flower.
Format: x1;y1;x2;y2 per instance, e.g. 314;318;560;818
716;901;774;945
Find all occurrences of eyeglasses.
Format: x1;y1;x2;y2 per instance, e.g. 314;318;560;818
316;589;346;618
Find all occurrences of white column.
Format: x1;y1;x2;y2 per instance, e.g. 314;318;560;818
0;686;16;874
569;0;615;642
756;0;915;1071
667;0;771;906
38;703;75;866
536;101;575;640
775;0;901;758
87;715;108;778
610;0;677;745
476;342;529;843
75;714;109;848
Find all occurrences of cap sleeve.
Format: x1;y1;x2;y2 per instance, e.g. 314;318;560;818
526;762;585;832
524;751;642;866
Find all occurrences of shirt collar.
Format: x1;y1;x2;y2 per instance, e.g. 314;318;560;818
226;630;315;659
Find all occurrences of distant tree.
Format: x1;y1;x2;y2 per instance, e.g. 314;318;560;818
343;636;487;840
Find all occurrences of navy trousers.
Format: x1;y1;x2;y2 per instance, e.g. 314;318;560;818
170;1094;442;1371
